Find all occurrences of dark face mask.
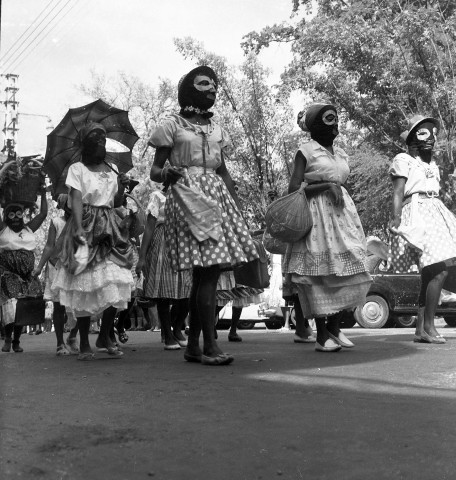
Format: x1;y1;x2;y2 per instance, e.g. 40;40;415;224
180;74;217;112
81;134;106;165
5;212;24;232
310;106;339;147
408;122;436;154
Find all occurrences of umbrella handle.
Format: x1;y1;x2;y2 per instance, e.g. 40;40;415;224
103;160;138;193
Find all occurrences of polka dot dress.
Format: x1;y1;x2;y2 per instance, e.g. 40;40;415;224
164;171;259;271
389;197;456;272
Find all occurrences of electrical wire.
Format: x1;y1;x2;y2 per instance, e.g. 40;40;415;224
1;0;62;65
11;0;89;75
7;0;81;73
3;0;73;73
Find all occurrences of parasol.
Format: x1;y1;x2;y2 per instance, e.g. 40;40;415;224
43;99;139;197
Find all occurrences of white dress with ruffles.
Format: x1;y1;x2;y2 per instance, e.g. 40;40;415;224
50;163;133;317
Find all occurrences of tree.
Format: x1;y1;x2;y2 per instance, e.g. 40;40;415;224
174;37;297;228
242;0;456;232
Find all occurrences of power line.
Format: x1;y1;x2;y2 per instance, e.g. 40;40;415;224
1;0;61;66
11;0;89;76
2;0;73;73
7;0;79;73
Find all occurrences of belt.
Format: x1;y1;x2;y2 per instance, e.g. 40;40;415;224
402;192;439;206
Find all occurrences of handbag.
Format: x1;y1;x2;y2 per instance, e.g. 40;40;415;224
265;184;312;242
15;296;46;326
124;193;146;238
234;239;270;289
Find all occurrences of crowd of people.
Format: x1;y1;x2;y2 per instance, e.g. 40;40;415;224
1;65;454;363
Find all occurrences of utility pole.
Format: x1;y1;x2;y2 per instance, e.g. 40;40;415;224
2;73;19;155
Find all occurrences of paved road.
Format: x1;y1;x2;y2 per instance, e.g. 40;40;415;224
2;325;456;480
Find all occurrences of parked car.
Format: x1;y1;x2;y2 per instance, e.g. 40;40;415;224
353;254;456;328
216;304;268;330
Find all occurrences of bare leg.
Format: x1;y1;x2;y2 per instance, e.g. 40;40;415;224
424;270;447;338
156;299;179;347
77;316;92;354
53;302;66;347
228;306;243;341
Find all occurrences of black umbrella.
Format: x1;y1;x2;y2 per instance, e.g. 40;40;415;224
43;99;139;196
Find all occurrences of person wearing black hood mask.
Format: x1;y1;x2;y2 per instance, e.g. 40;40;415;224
0;193;47;353
50;122;134;360
283;103;372;352
149;66;259;366
389;115;456;344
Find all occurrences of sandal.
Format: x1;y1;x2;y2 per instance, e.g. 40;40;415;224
228;333;242;342
66;336;80;355
77;352;95;361
56;345;69;356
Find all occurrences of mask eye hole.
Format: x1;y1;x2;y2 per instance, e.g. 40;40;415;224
416;128;431;141
7;211;22;219
322;110;338;126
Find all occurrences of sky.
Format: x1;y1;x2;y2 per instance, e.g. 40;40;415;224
0;0;297;156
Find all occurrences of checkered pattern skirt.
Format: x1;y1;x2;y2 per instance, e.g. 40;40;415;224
143;224;192;300
283;188;371;317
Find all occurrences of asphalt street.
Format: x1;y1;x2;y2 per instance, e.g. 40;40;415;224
2;324;456;480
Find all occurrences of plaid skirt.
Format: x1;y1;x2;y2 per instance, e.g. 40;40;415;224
143;224;192;300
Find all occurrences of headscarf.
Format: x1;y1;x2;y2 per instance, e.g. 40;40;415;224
178;66;218;118
79;122;107;164
78;122;106;144
298;102;339;147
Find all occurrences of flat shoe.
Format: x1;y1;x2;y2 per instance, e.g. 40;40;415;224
56;345;69;356
327;331;355;348
414;332;446;344
77;352;95;361
184;352;202;363
228;333;242;342
164;343;181;350
201;353;234;366
315;339;342;352
173;335;188;347
294;334;316;344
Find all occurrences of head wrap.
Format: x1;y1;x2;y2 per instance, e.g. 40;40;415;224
4;203;24;215
78;122;106;145
178;66;218;118
298;103;330;132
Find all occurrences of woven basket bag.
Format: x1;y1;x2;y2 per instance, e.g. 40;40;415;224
264;184;312;243
262;228;288;255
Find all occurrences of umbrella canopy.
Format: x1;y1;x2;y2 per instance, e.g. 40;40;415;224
43;99;139;196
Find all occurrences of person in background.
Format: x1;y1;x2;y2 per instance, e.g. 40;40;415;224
136;184;190;350
33;194;79;355
0;192;47;353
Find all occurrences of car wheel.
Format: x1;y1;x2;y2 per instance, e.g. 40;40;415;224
265;316;285;329
443;316;456;327
238;320;255;330
393;315;417;328
354;295;390;329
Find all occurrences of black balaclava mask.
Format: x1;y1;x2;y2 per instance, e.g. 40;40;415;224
79;123;107;165
178;66;218;118
407;121;437;161
309;105;339;147
4;203;25;233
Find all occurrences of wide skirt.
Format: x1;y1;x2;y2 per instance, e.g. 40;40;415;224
143;224;192;299
389;197;456;271
164;170;258;271
284;188;371;317
0;250;42;305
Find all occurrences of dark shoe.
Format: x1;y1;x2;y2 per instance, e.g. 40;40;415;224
201;353;234;366
2;338;12;352
228;333;243;342
12;341;23;353
184;352;202;363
